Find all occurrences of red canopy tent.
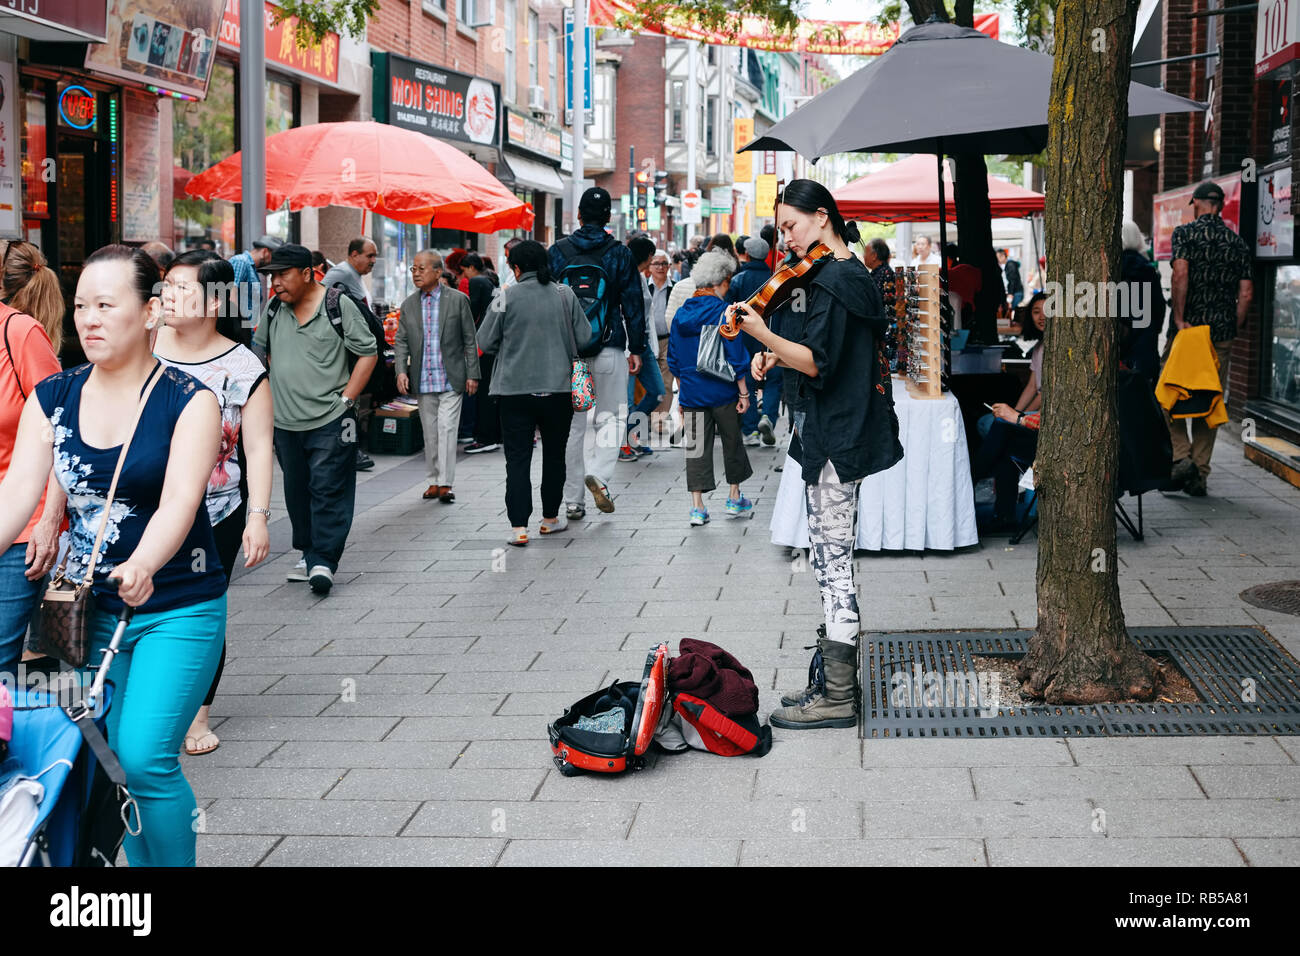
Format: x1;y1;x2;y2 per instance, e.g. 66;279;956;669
833;153;1044;222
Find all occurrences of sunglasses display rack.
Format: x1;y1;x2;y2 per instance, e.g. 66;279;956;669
881;269;900;373
897;264;950;400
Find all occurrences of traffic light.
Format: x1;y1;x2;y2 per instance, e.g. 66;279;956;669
654;171;668;206
635;168;650;210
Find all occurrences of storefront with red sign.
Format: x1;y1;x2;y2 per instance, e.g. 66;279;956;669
503;107;569;246
369;51;507;305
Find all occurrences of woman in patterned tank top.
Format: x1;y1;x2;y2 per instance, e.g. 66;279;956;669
0;245;224;866
156;250;273;759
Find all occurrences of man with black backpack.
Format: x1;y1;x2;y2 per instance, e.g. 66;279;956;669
253;244;377;595
548;187;648;518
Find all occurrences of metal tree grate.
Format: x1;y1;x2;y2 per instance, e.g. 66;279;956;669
861;627;1300;738
1239;581;1300;617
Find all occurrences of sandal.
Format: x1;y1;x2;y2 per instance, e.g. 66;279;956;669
508;528;529;547
184;730;220;756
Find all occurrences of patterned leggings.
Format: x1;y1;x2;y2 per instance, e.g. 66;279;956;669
804;459;862;645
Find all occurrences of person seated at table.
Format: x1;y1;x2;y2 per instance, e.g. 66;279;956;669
973;292;1048;531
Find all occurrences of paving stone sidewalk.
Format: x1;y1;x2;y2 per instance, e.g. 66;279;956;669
191;419;1300;866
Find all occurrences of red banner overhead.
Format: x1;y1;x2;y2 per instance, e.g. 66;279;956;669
589;1;999;55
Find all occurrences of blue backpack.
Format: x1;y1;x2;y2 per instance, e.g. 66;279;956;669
556;236;617;358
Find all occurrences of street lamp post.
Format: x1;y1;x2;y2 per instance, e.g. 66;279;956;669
239;0;266;251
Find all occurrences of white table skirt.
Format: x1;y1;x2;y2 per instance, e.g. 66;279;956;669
769;382;979;551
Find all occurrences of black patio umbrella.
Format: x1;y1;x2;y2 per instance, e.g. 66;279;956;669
742;21;1205;261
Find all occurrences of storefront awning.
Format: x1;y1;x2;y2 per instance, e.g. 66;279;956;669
502;153;565;195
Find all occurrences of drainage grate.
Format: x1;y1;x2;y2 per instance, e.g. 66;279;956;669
862;627;1300;738
1239;581;1300;617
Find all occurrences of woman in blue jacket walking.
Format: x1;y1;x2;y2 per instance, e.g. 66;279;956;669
667;250;753;526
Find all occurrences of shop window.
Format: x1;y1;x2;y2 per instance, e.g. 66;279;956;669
1267;266;1300;410
173;59;237;255
670;81;683;142
264;77;297;242
529;11;539;91
706;96;716;155
505;0;517;103
548;27;559;112
21;83;49;229
373;220;426;311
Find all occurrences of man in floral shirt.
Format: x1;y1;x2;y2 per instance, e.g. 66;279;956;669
1163;181;1253;496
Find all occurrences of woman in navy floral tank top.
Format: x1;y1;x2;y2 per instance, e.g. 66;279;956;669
0;245;224;867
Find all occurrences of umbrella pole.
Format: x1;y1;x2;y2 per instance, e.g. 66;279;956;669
936;148;949;287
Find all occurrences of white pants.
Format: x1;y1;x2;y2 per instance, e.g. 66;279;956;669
418;389;464;487
564;346;629;505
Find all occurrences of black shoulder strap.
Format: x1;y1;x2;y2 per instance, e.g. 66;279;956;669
3;314;24;401
325;284;346;339
262;297;281;358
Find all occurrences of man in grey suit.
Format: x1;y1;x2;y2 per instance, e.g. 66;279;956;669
395;249;480;503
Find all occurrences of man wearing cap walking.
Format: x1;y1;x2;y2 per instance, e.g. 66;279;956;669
548;187;648;517
1162;181;1253;497
230;235;283;333
252;244;378;594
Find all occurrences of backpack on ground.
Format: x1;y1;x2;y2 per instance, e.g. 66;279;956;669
264;285;396;403
548;643;668;775
555;236;618;358
662;694;773;757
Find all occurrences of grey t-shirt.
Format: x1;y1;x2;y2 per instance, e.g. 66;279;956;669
321;261;368;304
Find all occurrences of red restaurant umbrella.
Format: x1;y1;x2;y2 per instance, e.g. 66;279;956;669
185;120;533;233
834;153;1044;222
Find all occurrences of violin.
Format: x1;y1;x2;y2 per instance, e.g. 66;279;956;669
719;241;835;340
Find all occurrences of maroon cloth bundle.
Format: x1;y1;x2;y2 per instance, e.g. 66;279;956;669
667;639;759;717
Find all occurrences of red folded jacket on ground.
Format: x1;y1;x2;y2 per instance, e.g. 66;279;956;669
667;639;760;717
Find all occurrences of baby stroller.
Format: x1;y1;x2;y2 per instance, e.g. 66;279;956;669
2;585;140;867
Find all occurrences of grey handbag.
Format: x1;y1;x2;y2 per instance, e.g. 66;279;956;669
696;322;735;383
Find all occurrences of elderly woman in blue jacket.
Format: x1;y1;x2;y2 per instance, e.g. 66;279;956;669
667;250;753;526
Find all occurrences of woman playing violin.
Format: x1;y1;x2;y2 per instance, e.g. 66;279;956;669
732;179;903;731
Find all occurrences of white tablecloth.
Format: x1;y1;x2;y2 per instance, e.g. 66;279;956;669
769;382;979;551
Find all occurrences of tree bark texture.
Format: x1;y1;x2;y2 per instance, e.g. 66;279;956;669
1018;0;1158;703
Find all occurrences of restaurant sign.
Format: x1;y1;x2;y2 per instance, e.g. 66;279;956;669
505;108;562;164
218;0;341;85
1151;174;1243;260
374;52;499;148
1257;0;1300;77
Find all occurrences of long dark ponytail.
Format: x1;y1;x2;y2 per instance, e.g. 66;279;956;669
777;179;861;247
507;239;551;284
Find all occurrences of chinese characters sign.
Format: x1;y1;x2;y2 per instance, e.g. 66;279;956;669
218;0;340;85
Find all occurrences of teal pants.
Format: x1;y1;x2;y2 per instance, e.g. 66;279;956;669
88;594;226;867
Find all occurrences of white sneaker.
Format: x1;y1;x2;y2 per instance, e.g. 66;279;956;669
287;557;308;582
308;565;334;594
743;432;761;446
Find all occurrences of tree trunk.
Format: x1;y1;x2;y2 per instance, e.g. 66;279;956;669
903;0;949;24
953;153;1001;344
1017;0;1157;703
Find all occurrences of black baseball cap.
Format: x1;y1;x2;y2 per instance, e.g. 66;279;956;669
258;243;313;273
579;187;612;224
1190;181;1225;204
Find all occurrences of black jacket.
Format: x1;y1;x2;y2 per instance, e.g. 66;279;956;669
783;256;904;484
548;224;647;355
1003;259;1023;296
727;258;774;361
1119;249;1164;387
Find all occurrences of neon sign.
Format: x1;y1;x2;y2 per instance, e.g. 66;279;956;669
58;85;97;129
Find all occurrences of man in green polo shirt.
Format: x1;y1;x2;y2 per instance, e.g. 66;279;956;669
253;244;377;594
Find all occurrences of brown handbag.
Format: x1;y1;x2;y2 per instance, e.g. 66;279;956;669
28;365;163;666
